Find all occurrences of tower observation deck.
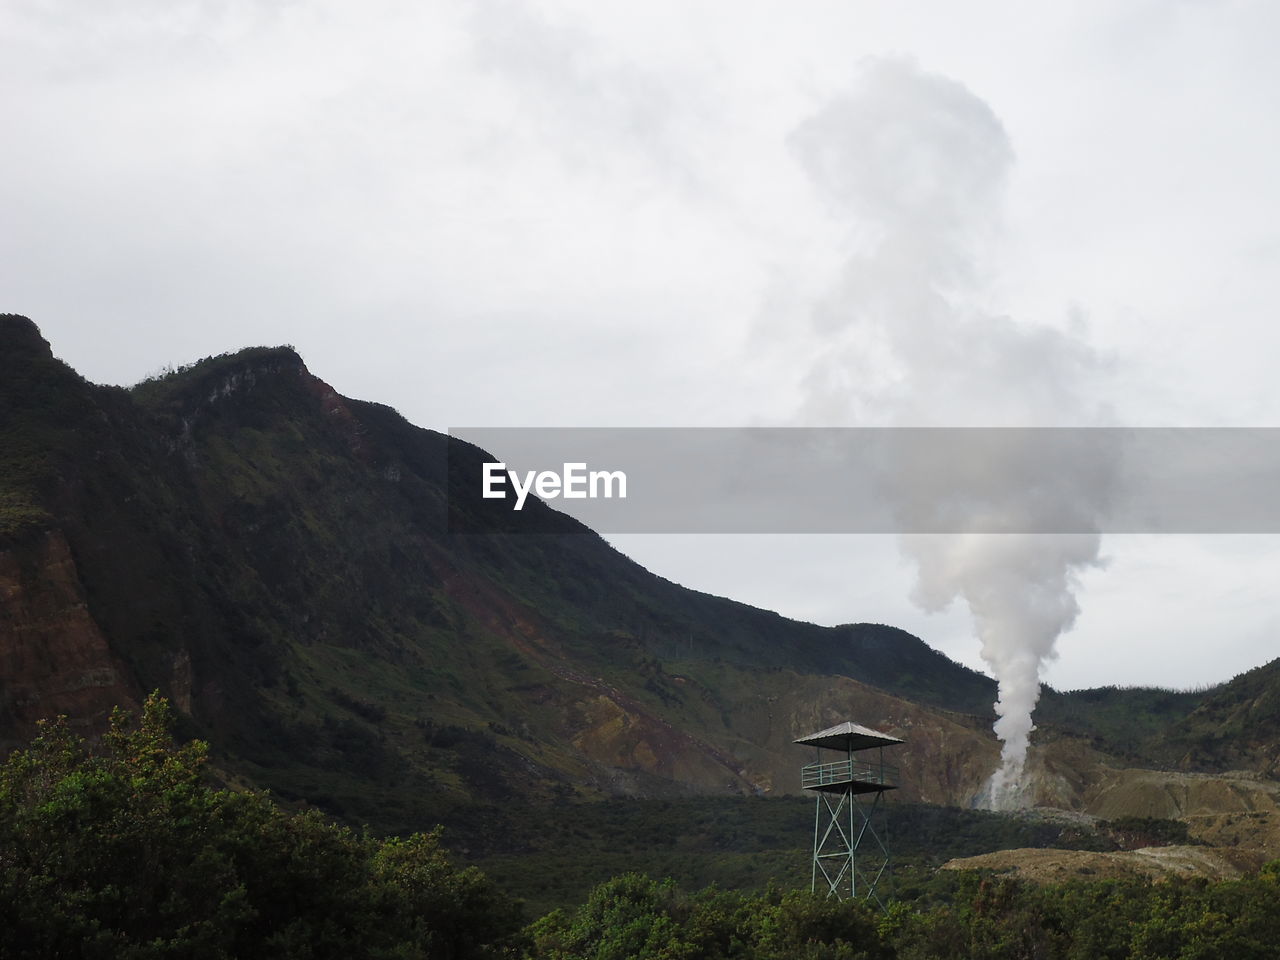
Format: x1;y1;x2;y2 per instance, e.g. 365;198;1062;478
795;721;902;907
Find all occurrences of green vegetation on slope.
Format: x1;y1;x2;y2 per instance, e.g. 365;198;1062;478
4;314;1013;820
1037;658;1280;775
1037;685;1209;767
1167;658;1280;774
2;313;1276;841
4;704;1279;960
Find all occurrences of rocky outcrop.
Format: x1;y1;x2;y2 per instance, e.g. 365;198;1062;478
0;530;138;748
0;314;53;360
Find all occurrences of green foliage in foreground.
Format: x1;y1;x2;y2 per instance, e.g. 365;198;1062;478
528;876;892;960
4;697;1280;959
0;694;522;959
527;867;1280;960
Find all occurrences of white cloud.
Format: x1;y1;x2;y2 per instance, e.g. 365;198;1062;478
3;1;1278;691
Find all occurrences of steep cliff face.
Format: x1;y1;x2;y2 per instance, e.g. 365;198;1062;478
0;531;138;748
0;316;140;744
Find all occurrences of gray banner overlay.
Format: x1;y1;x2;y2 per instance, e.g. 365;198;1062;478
448;428;1280;533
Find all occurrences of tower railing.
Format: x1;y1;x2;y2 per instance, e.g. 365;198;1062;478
801;758;897;790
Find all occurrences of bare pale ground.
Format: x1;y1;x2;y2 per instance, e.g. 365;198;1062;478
942;768;1280;883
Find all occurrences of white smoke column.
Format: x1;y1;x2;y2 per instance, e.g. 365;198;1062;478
906;532;1101;808
787;58;1109;809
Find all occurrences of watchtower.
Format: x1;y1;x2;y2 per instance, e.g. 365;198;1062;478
795;721;902;908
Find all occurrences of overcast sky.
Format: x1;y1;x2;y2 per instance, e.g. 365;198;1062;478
4;0;1278;691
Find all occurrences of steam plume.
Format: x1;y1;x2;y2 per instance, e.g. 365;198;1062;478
788;58;1108;808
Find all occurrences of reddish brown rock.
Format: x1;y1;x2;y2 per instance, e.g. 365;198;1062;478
0;530;139;748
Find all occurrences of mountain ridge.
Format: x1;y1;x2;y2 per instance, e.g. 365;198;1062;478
1;315;1275;838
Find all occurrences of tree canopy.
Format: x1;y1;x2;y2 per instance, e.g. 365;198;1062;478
0;693;522;959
